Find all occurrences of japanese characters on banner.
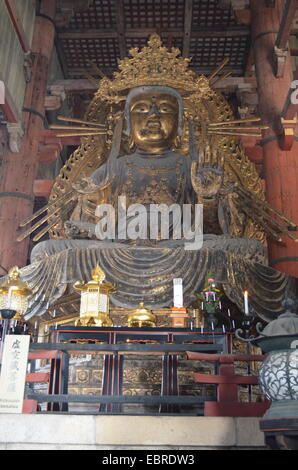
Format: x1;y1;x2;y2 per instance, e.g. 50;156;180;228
0;335;30;413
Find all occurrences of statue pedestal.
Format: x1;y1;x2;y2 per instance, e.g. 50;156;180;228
169;308;189;328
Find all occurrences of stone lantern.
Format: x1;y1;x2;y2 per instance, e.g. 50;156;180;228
251;298;298;449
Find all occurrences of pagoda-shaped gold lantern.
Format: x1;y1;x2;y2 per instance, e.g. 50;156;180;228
73;265;115;327
0;266;32;321
127;302;157;328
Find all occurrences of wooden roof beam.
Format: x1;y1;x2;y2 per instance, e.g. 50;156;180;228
58;27;250;40
273;0;298;77
275;0;298;49
182;0;193;57
49;77;256;95
115;0;126;59
4;0;31;53
66;65;245;77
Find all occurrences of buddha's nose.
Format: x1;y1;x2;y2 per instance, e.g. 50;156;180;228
148;103;160;117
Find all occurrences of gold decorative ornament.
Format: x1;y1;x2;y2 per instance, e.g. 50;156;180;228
127;302;157;328
73;265;115;327
0;266;33;320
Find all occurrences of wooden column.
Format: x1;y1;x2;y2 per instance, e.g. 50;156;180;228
251;0;298;278
0;1;56;274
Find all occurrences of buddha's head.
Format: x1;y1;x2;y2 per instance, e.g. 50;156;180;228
124;86;184;154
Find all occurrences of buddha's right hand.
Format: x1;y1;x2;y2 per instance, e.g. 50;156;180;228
191;145;224;199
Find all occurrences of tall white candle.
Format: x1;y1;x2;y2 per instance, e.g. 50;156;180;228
173;278;183;308
244;291;249;315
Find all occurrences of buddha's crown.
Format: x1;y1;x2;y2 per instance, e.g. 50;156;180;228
95;34;211;104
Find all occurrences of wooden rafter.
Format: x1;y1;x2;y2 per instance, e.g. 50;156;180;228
115;0;126;59
275;0;298;49
4;0;31;52
58;27;250;40
49;76;257;94
182;0;193;57
66;65;244;78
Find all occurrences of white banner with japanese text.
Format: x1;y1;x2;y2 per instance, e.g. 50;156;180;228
0;335;30;413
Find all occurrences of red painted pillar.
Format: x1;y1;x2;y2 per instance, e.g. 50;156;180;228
251;0;298;278
0;1;56;274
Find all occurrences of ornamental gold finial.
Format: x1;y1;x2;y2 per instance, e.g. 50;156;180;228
8;266;20;280
91;264;106;283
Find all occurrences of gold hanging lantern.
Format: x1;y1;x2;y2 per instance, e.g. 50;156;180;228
0;266;33;320
127;302;157;328
73;265;115;327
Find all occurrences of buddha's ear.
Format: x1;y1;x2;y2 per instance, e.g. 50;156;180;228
172;116;190;155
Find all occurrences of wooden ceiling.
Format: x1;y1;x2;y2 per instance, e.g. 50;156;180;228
56;0;250;79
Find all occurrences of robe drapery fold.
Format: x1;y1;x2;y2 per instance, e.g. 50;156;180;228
10;242;296;322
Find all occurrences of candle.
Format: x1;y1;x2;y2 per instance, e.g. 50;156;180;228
219;301;222;309
244;291;249;315
201;302;204;310
211;321;214;331
232;320;235;329
228;309;231;317
222;324;225;333
34;322;37;330
200;323;204;334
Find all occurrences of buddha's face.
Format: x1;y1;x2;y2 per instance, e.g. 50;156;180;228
129;92;179;153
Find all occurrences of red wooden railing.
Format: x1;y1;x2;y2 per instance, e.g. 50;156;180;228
187;352;271;417
22;350;61;413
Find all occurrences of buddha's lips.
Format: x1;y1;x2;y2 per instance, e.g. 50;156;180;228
141;120;163;135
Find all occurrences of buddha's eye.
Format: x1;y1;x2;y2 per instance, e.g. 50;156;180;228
159;103;176;113
131;103;149;113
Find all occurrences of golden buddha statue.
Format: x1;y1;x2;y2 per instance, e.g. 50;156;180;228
16;34;298;322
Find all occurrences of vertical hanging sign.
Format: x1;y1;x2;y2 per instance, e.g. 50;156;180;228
0;335;30;413
173;278;184;308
